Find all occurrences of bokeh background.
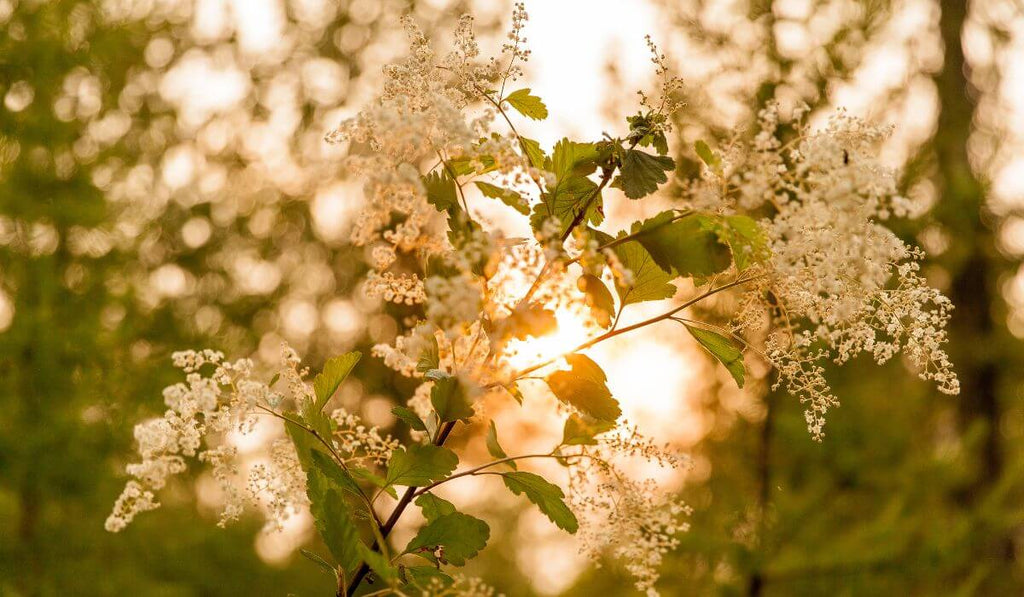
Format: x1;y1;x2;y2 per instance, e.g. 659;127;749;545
3;0;1024;594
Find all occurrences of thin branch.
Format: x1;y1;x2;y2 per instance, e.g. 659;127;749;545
512;273;765;379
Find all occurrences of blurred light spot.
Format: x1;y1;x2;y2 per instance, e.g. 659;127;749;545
151;263;190;298
144;37;175;69
324;298;362;341
0;289;13;332
280;299;318;338
4;80;34;112
182;216;212;248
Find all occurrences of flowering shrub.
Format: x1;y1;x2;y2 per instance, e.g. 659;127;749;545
108;5;959;595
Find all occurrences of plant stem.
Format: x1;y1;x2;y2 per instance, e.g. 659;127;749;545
411;452;585;497
512;273;764;379
344;420;458;596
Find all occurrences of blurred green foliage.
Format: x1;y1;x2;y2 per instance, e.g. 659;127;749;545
2;0;1022;595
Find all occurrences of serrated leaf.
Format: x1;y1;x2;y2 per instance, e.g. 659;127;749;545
299;548;337;577
416;335;440;374
594;228;676;306
714;214;770;271
404;565;454;589
485;420;516;470
577;274;615;328
359;543;399;583
613;148;675;199
386;444;459;487
686;325;745;388
531;176;603;232
430;377;474;423
695;139;720;169
448;154;497;176
501;303;557;341
546;354;621;422
519;136;547;170
350;465;396;498
305;476;364;576
634;212;731;278
312;352;360;413
423;170;459;211
551;139;600;181
404;512;490;566
475;181;530;215
416;493;457;522
561;413;616;446
505;88;548;120
392;406;427;432
310;450;364;499
501;471;578;533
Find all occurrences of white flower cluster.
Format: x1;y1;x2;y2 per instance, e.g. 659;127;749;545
567;426;691;596
330;408;400;466
685;105;959;439
107;344;395;533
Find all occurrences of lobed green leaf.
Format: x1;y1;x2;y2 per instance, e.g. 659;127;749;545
613;148;675;199
546;354;621;422
385;444;459;487
312;352;360;413
685;324;745;388
504;88;549;120
501;471;578;533
404;512;490;566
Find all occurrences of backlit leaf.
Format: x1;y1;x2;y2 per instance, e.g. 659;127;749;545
686;324;745;388
546;354;621;422
404;512;490;566
505;88;548;120
634;212;731;278
613;148;675;199
501;471;578;533
312;352;360;413
385;444;459;487
430;376;474;423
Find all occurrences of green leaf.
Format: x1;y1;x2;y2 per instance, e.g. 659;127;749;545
519;136;547;170
306;477;363;575
299;548;337;577
531;176;603;232
546;354;621;422
714;214;770;271
594;228;675;306
562;413;615;446
404;512;490;566
551;139;600;181
385;444;459;487
505;88;548;120
448;154;497;176
416;335;440;374
310;450;364;499
475;181;529;215
501;303;558;341
577;273;615;328
501;471;578;533
392;406;427;432
312;352;361;413
416;493;457;522
350;466;396;499
430;377;474;423
359;543;399;583
686;324;745;388
613;148;675;199
485;420;516;470
404;565;454;589
423;170;459;212
694;139;721;169
634;212;732;278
